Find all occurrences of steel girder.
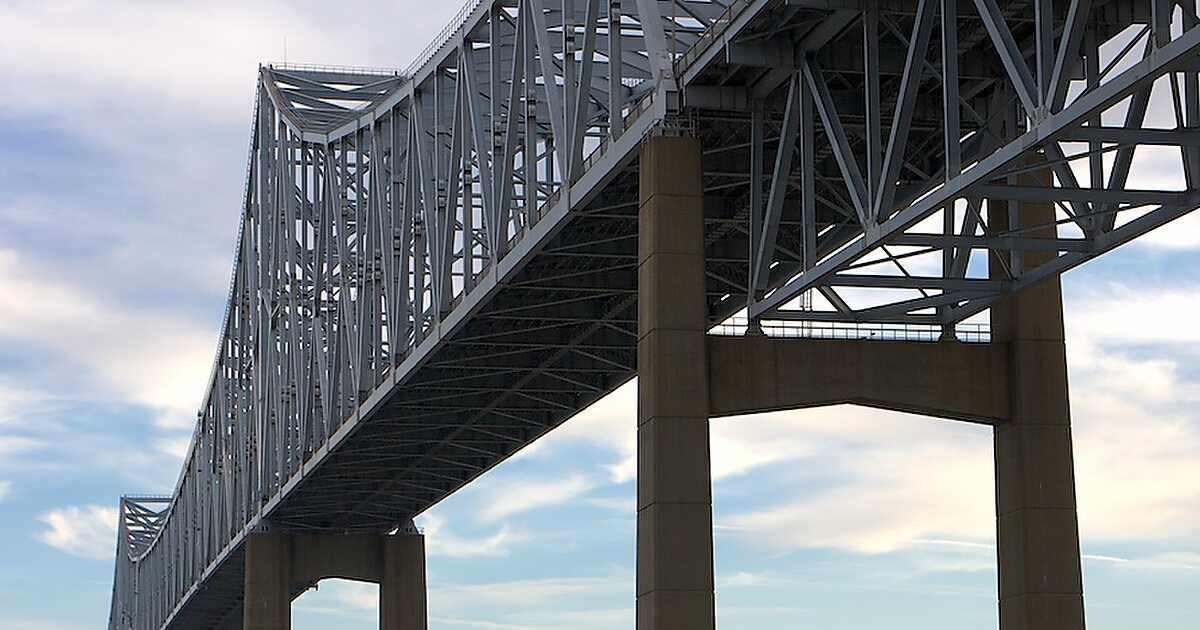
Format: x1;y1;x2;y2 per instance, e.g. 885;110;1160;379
109;1;727;628
718;0;1200;326
108;1;1200;628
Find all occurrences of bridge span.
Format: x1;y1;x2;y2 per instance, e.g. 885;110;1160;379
109;1;1200;628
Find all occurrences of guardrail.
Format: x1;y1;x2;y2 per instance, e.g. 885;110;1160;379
674;0;750;76
404;0;486;78
265;61;403;76
709;317;991;343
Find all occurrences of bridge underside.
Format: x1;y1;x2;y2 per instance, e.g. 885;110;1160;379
270;0;1184;537
108;0;1199;628
271;0;1188;535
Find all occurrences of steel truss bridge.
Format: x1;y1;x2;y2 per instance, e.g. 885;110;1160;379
110;0;1200;627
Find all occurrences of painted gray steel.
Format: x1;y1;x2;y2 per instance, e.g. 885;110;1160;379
108;1;1200;627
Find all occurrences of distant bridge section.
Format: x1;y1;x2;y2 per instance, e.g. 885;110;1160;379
109;0;1200;628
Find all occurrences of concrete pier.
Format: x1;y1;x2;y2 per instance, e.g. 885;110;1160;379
244;532;291;630
990;186;1085;630
636;135;716;630
242;528;427;630
636;136;1084;629
380;534;428;630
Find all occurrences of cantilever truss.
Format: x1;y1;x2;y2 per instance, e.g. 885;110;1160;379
110;2;726;628
119;497;172;556
740;0;1200;325
109;1;1200;629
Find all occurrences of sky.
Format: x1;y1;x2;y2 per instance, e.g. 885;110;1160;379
0;1;1198;629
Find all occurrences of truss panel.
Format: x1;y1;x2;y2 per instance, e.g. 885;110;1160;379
108;2;1200;628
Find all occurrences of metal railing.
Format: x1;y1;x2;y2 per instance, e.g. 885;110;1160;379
404;0;486;78
265;61;403;77
709;317;991;343
674;0;751;76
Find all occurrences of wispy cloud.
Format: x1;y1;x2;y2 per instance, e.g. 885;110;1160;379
0;435;44;465
430;607;632;630
1138;211;1200;250
153;435;194;460
715;338;1200;561
539;322;1199;568
0;248;215;429
1069;343;1200;541
1067;283;1200;349
293;579;378;619
0;1;458;125
417;513;525;559
1117;551;1200;573
433;572;629;606
0;3;1195;629
716;568;990;599
0;620;89;630
37;504;119;560
722;411;994;555
547;380;822;484
0;378;53;428
531;383;638;483
475;473;598;523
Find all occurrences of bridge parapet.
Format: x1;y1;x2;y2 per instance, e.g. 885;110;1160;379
119;497;172;557
709;316;992;343
110;1;1200;628
110;1;730;627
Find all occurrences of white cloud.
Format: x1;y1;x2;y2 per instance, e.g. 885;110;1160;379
433;573;627;607
712;415;822;481
0;1;463;150
0;379;52;428
0;248;215;429
153;435;194;461
327;580;379;611
1066;282;1200;348
0;435;44;463
0;480;10;502
1138;210;1200;250
0;621;89;630
475;473;598;523
714;337;1200;559
0;0;468;328
720;570;791;588
723;408;995;555
1118;551;1200;573
1;400;183;489
1070;342;1200;542
488;294;1200;573
37;504;119;560
417;513;526;559
536;382;637;483
431;606;630;630
0;3;382;131
549;380;822;484
293;578;378;618
293;571;635;630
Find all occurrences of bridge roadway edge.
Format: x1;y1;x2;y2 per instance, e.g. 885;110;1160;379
626;135;1083;629
159;74;672;630
184;120;1085;630
113;1;1188;626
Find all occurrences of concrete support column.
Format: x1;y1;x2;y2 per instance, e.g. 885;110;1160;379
990;173;1086;630
636;135;715;630
381;532;427;630
242;529;427;630
244;533;291;630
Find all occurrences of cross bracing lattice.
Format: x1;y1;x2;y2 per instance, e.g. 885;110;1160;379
109;1;1200;628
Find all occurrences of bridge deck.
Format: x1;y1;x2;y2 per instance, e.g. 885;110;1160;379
108;1;1200;627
